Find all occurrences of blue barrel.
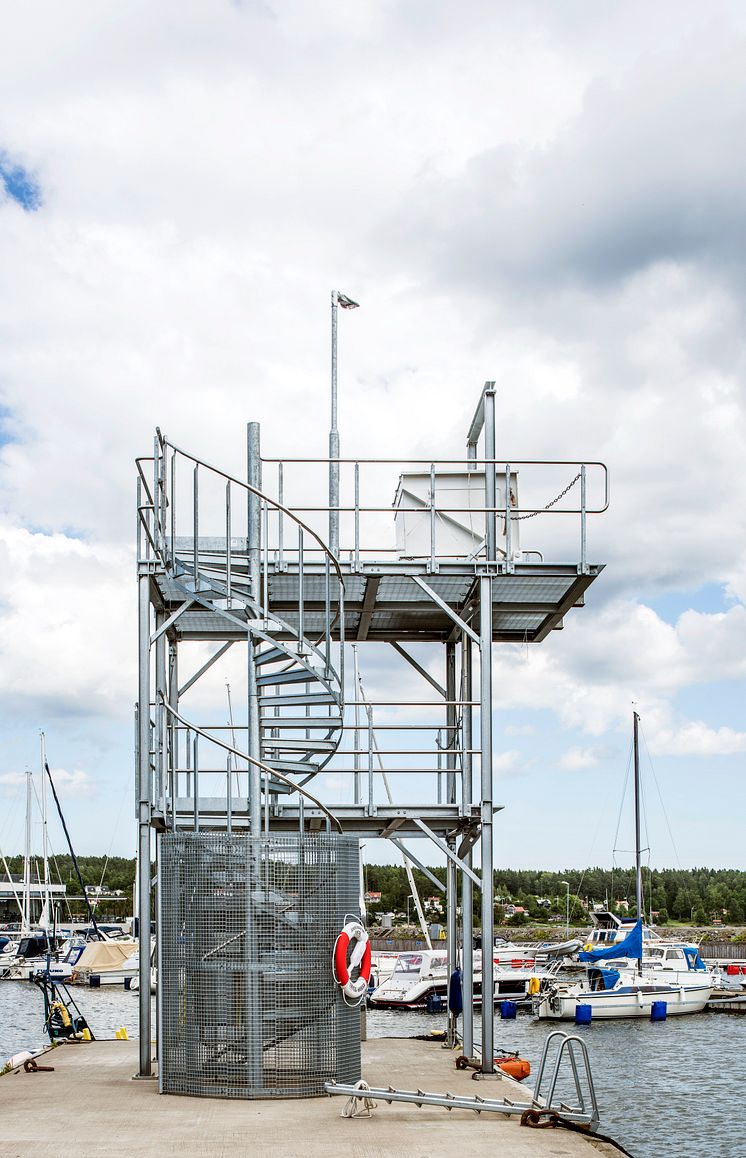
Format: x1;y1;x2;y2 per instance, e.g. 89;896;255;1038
651;1001;667;1021
426;993;444;1014
500;1000;517;1019
575;1003;592;1024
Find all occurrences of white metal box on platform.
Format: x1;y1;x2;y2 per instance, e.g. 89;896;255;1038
393;470;520;560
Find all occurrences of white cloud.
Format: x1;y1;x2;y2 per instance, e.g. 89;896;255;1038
559;747;603;771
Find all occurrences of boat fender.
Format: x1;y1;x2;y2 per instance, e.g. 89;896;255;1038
448;968;463;1015
527;975;541;996
50;1000;72;1028
497;1057;531;1081
333;920;371;1003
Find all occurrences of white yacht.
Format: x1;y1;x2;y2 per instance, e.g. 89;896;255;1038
369;948;553;1010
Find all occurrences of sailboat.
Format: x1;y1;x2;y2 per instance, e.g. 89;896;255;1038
533;712;714;1020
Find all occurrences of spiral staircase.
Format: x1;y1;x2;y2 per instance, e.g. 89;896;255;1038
139;435;345;830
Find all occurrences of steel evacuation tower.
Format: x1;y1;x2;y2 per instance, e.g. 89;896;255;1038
135;381;607;1093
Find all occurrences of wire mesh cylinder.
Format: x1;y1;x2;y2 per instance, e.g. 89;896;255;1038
159;832;362;1098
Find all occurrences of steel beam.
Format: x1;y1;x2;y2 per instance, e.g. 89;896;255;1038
479;574;494;1072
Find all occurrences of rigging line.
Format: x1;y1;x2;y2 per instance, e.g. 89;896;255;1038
98;784;130;892
611;738;634;860
43;758;100;938
639;723;682;870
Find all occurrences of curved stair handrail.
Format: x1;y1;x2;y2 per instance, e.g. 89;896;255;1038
160;695;342;833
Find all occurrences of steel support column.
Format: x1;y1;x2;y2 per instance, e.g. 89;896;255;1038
461;632;474;1057
479;574;494;1072
445;641;458;1045
446;845;457;1046
329;291;340;557
137;571;152;1076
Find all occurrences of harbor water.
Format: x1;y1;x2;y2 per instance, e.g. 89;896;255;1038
1;982;744;1158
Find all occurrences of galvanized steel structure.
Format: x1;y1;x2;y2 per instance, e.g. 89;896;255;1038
136;378;607;1091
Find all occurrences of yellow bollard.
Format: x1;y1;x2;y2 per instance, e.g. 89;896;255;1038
81;1028;92;1041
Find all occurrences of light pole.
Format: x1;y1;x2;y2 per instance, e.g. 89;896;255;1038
406;895;412;927
561;880;570;939
329;290;359;557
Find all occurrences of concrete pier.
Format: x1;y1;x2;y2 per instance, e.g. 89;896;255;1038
1;1036;619;1158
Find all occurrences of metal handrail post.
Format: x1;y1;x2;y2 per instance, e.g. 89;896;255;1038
580;464;587;573
354;462;360;571
353;645;362;806
298;528;305;648
367;703;374;814
247;422;262;839
429;463;436;571
225;482;232;603
277;462;284;569
504;462;512;566
446;642;457;805
479;573;494;1071
483;385;497;564
192;464;200;585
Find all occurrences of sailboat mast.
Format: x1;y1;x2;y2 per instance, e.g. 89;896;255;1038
23;768;32;933
40;733;51;928
633;711;643;968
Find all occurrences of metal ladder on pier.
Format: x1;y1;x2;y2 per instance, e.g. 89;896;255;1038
325;1031;600;1131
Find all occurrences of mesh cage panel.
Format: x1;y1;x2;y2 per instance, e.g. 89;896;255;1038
159;832;361;1098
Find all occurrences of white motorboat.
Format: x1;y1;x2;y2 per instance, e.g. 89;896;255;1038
369;947;554;1010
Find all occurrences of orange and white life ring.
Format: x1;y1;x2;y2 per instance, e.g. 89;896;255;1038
333;919;371;1002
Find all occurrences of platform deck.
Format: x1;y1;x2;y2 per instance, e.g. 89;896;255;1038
1;1036;619;1158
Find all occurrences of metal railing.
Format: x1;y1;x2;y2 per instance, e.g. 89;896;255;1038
259;455;608;571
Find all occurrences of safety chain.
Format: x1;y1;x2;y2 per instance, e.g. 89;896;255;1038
512;472;582;521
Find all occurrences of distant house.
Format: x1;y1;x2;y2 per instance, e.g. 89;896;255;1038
364;891;382;904
425;896;444;913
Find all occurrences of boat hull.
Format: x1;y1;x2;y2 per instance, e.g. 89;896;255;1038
535;982;712;1020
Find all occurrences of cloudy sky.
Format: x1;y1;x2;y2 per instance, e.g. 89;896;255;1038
1;1;745;879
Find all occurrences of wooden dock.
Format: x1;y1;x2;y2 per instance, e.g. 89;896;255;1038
707;995;746;1013
1;1036;621;1157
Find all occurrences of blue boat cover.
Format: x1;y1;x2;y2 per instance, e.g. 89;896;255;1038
683;946;707;971
578;919;643;963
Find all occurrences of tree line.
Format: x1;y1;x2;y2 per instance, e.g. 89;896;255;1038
4;855;746;926
364;864;746;925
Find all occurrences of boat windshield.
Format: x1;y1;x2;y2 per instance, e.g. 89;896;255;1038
393;953;448;975
393;954;424;974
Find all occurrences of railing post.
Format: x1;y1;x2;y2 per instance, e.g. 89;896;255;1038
354;462;360;571
192;464;199;586
353;644;362;807
247;422;262;839
504;462;513;571
484;385;497;565
429;462;436;572
225;482;232;603
580;464;587;574
277;463;284;570
298;528;305;649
